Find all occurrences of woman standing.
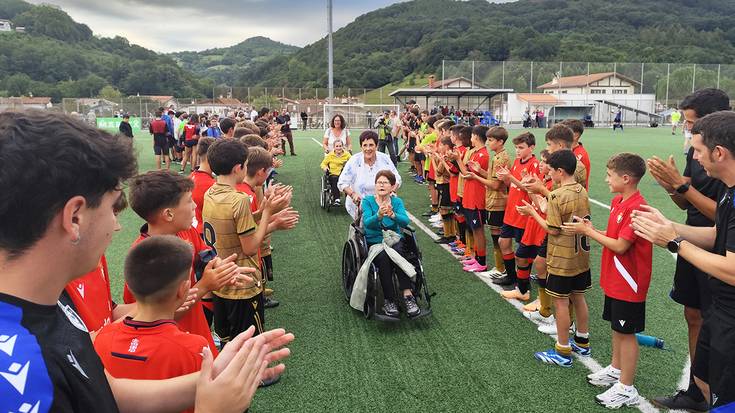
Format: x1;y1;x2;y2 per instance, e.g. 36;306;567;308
323;114;352;153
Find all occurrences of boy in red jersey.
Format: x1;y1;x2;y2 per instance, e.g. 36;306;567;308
563;119;591;189
459;125;490;272
94;236;208;413
563;153;651;409
191;137;216;234
493;132;539;287
181;114;202;174
446;125;471;254
127;170;252;353
149;110;171;170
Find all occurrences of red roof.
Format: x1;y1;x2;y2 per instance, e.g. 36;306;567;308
538;72;640;89
1;97;52;105
517;93;564;105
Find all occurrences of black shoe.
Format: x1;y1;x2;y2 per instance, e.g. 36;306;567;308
291;152;297;156
264;297;280;309
421;211;434;217
492;275;516;286
402;295;421;317
259;374;281;387
651;391;708;413
435;230;444;236
434;236;454;244
382;300;399;317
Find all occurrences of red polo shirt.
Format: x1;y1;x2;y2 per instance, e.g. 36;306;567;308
462;146;490;210
503;155;540;229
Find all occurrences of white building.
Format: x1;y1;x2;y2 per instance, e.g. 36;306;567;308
499;72;657;126
0;19;12;32
0;97;53;111
539;72;638;95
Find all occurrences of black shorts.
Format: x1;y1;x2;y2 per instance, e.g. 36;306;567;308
437;183;451;208
415;153;425;162
486;211;504;228
693;310;735;409
546;270;592;298
454;200;463;215
213;292;264;343
500;224;524;243
184;139;198;148
167;135;176;147
671;256;712;311
537;236;548;258
463;208;487;230
516;242;538;259
153;135;169;155
602;295;646;334
408;139;416;153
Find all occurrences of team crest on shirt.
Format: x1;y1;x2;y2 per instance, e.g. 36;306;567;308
76;283;85;299
128;338;139;353
616;213;623;224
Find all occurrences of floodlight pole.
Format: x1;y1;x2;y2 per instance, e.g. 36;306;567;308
327;0;334;103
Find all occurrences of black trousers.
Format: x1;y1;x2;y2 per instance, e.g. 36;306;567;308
372;239;413;301
281;131;295;154
378;135;398;165
328;174;340;200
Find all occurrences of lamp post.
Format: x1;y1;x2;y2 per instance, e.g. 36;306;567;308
327;0;334;103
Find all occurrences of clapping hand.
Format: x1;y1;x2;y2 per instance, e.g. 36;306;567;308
561;215;593;236
630;205;677;247
516;200;535;216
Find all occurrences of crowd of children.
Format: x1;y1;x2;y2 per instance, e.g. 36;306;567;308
403;109;655;409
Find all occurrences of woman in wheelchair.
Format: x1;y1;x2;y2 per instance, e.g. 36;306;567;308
361;170;420;317
320;140;351;206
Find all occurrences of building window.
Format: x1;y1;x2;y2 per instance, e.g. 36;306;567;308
612;89;628;95
590;89;605;94
560;90;567;94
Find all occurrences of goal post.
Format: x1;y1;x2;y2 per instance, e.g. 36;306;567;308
323;104;400;131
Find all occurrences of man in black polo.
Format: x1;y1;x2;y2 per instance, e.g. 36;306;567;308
647;88;730;412
632;110;735;411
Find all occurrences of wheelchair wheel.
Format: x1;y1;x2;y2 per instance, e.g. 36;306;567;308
341;241;358;301
320;175;327;209
363;265;378;319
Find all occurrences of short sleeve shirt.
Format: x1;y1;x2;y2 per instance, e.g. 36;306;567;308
503;156;540;229
0;291;119;413
203;183;263;299
64;256;113;334
600;192;653;302
546;183;591;276
684;146;725;227
462;147;490;210
191;170;216;234
712;187;735;322
485;149;509;212
573;144;591;189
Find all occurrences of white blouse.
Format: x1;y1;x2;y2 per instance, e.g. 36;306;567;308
337;151;402;219
324;128;350;152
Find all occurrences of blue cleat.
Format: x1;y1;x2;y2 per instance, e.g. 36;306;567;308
534;349;572;367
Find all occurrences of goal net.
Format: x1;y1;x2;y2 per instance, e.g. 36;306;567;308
323;104;400;131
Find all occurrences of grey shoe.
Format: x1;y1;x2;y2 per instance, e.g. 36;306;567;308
402;295;421;317
382;300;399;317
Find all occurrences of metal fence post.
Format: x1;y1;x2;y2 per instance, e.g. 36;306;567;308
665;63;670;108
502;61;505;89
442;60;445;87
471;60;475;88
530;61;534;93
692;64;696;93
717;64;721;89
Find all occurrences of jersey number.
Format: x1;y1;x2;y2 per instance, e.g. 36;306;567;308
574;215;592;254
203;222;217;255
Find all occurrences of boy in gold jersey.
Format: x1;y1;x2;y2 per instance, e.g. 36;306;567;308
202;139;297;350
524;150;591;367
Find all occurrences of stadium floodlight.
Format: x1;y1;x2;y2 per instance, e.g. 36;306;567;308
327;0;334;102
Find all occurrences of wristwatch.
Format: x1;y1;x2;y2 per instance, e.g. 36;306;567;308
667;236;685;253
675;182;691;194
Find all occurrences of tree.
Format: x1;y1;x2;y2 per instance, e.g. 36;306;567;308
98;85;122;99
4;73;32;96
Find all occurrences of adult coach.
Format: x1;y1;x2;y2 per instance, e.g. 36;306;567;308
646;88;729;412
0;110;293;412
632;111;735;412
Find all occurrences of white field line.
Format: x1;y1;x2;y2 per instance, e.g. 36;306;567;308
308;137;682;411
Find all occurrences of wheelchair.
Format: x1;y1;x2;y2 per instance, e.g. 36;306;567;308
320;170;336;212
341;213;433;321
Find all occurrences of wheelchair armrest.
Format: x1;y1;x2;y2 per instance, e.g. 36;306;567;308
404;226;416;234
351;222;366;237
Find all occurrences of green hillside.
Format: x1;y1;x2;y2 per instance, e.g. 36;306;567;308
239;0;735;88
0;0;211;100
168;36;299;85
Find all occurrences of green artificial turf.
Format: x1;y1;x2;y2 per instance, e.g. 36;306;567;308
105;126;691;412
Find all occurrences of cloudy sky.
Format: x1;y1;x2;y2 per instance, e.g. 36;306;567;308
27;0;412;52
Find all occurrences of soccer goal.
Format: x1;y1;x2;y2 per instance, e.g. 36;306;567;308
323;104;400;130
